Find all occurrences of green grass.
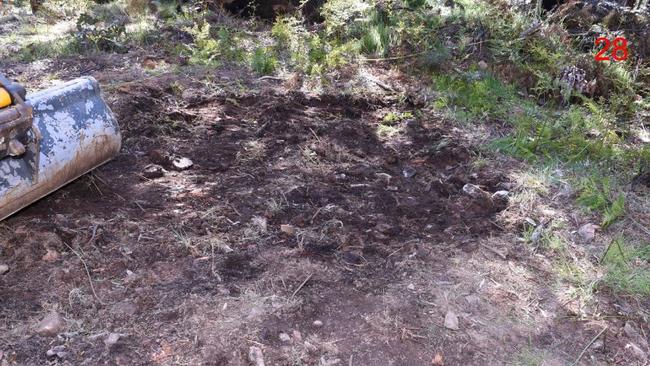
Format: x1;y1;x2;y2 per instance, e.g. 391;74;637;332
432;73;515;122
602;238;650;296
575;176;626;228
14;37;83;62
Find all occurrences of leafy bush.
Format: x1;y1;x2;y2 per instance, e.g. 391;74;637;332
74;12;127;52
251;47;277;75
186;23;244;66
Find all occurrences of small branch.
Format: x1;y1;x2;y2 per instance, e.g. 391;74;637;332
291;273;313;299
571;326;608;366
480;243;507;260
63;226;105;305
257;76;286;82
360;51;427;62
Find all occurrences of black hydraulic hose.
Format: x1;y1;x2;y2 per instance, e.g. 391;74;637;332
0;73;27;103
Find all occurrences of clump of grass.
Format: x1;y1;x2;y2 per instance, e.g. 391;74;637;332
576;176;625;228
376;111;414;138
382;111;413;125
359;9;393;57
432;73;515;122
602;238;650;296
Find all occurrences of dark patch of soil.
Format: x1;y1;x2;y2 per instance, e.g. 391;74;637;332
0;73;510;365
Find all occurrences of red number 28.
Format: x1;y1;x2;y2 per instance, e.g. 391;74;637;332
595;37;629;62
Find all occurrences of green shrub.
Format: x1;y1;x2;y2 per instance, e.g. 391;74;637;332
251;47;277;75
186;23;244;66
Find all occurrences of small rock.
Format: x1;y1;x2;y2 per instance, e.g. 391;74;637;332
248;346;265;366
36;312;65;337
313;320;323;327
251;216;268;232
45;345;67;359
491;190;509;202
462;183;486;198
342;251;363;265
319;356;341;366
462;184;492;206
578;223;600;242
375;172;392;184
171;156;193;171
280;224;296;236
143;164;165;179
478;60;488;70
292;330;302;342
444;311;459;331
104;333;122;348
402;166;417;178
530;224;545;245
110;301;139;318
278;332;291;343
465;294;481;306
524;217;537;227
304;341;318;353
407;283;415;291
624;322;648;349
0;264;8;275
625;343;647;360
42;249;60;263
591;338;604;351
432;352;444;366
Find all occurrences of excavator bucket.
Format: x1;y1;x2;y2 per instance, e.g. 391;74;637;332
0;75;121;220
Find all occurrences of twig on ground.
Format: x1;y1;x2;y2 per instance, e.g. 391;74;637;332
571;326;608;366
63;226;105;305
257;76;286;82
480;243;507;260
291;273;313;299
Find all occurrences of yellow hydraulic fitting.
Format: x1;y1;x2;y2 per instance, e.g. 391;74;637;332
0;88;11;109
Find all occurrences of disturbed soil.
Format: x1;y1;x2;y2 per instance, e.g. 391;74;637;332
0;44;649;366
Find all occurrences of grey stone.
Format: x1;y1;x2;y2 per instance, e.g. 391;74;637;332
36;312;65;337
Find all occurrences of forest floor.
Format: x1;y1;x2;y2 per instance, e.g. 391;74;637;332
1;6;649;366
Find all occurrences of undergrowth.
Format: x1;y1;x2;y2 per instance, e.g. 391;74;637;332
602;238;650;296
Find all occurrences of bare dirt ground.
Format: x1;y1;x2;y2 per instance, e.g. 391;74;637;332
1;20;649;366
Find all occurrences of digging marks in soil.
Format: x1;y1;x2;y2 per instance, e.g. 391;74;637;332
0;75;639;365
